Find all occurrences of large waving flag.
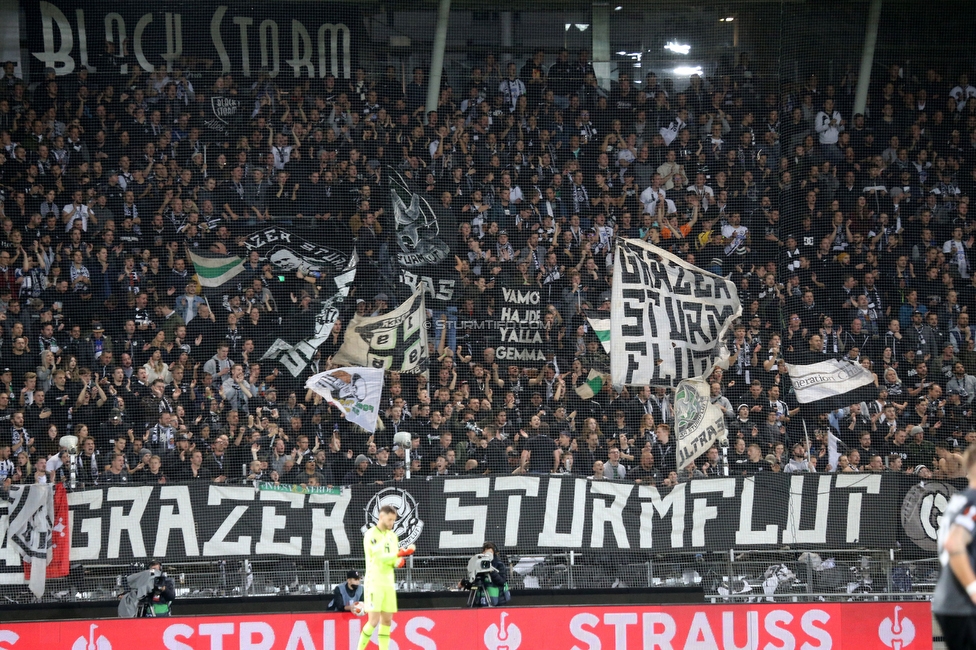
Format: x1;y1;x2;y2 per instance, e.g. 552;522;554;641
610;238;741;390
674;378;729;469
333;288;429;374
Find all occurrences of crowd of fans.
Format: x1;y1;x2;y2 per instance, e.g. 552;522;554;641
0;43;976;492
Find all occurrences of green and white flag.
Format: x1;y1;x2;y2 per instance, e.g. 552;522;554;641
575;369;608;400
187;249;244;288
584;309;611;353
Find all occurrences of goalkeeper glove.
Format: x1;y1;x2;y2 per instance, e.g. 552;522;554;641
396;545;416;558
395;557;406;569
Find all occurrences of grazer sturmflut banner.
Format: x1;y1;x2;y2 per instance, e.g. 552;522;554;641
610;239;741;390
0;475;958;573
24;1;360;80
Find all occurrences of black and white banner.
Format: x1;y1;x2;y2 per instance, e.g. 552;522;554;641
24;1;358;80
260;252;357;377
239;226;353;274
234;226;358;377
495;283;547;365
332;288;429;374
0;475;953;570
786;359;878;410
388;168;458;307
611;239;741;389
674;378;728;469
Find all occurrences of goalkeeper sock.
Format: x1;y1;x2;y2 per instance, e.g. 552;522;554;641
378;625;391;650
358;623;375;650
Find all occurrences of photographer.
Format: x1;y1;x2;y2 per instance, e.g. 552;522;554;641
473;541;511;606
118;560;176;617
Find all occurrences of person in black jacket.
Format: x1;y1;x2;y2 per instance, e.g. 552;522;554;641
477;541;511;606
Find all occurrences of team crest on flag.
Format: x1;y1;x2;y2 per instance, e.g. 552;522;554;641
674;378;728;469
306;367;385;433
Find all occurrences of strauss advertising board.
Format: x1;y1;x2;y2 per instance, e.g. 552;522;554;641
0;602;931;649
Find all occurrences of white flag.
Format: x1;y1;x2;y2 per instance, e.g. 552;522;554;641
674;378;728;469
610;238;741;390
785;359;877;406
5;484;54;598
659;116;685;146
306;367;385;433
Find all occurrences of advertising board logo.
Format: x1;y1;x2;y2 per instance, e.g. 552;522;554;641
362;487;424;547
484;612;521;650
72;624;111;650
878;606;915;649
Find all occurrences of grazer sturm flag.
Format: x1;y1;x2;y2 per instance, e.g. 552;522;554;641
260;250;358;377
674;378;728;470
332;288;429;374
584;309;611;354
575;369;608;400
306;367;385;433
610;238;741;390
785;358;878;411
187;249;244;288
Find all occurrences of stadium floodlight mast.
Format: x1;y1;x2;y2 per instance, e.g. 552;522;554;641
60;435;79;489
394;431;413;478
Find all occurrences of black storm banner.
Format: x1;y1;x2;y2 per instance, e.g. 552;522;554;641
1;474;958;570
23;1;359;80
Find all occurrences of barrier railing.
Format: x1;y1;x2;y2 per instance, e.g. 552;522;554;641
1;550;937;605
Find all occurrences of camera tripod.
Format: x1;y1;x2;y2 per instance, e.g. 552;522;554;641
465;578;493;608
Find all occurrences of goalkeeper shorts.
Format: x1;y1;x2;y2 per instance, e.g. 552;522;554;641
364;584;397;613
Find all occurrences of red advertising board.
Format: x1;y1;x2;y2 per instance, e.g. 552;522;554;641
0;602;931;650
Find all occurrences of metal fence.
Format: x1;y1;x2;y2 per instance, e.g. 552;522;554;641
1;549;939;606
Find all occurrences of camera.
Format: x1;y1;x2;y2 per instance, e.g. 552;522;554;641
466;553;495;581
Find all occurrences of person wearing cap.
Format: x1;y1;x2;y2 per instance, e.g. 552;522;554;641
343;454;372;485
906;425;937;469
370;293;389;318
368;447;394;484
329;569;364;613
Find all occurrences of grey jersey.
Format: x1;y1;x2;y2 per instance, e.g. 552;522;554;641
932;487;976;616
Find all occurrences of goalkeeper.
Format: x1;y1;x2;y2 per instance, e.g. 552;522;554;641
358;504;415;650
